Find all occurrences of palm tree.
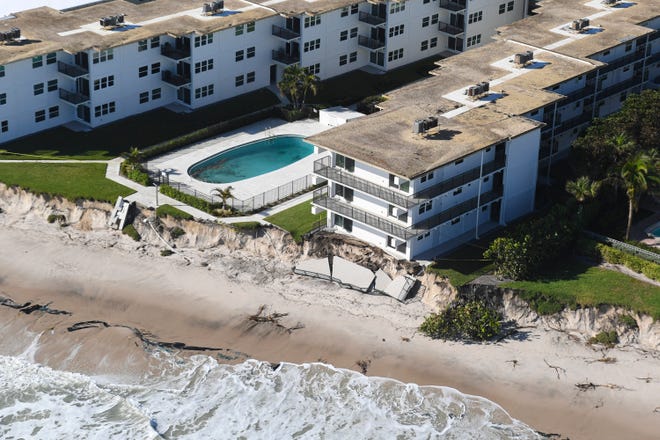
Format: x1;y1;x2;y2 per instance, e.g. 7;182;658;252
125;147;142;167
300;69;318;108
277;65;318;110
621;152;659;240
565;176;601;224
213;186;235;210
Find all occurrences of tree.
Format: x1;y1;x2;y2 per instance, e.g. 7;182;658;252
213;186;235;210
620;152;659;240
125;147;142;167
277;65;318;110
565;176;600;223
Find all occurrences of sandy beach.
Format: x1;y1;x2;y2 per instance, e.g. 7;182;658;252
0;191;659;439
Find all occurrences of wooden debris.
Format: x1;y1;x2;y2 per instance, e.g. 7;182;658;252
356;359;371;375
544;359;566;380
576;381;631;392
586;356;617;364
248;304;304;333
635;376;653;383
506;359;519;368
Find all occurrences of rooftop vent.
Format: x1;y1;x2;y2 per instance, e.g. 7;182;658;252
0;27;20;43
202;1;224;15
569;18;590;32
100;14;126;29
514;51;534;66
464;81;490;98
602;0;618;6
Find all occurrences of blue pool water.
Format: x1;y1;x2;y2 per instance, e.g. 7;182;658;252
652;227;660;238
189;135;314;183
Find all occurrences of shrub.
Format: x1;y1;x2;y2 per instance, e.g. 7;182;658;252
593;243;660;281
419;300;502;341
356;95;386;114
160;184;221;214
619;314;639;330
518;291;572;315
122;224;141;241
160;249;174;257
588;330;619;347
170;226;186;239
47;214;66;224
120;161;150;186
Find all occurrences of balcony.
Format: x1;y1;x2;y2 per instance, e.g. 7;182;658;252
57;61;88;78
358;11;386;26
555;112;592;132
272;25;300;41
438;22;464;35
272;49;300;65
598;50;646;74
161;44;190;61
596;75;643;97
161;71;191;87
358;35;385;50
438;0;466;11
59;88;89;105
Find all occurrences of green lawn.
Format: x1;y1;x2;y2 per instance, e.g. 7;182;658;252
427;241;494;287
264;200;326;243
503;260;660;319
155;204;193;220
0;163;134;202
0;89;279;160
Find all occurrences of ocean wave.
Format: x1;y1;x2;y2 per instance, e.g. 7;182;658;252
0;354;542;439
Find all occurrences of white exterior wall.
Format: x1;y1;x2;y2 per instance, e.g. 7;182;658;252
502;128;539;223
463;0;527;50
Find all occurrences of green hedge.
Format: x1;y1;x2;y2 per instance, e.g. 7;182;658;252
581;240;660;281
159;184;221;214
122;224;141;241
120;161;150;186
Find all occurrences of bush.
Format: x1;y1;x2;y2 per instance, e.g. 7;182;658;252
518;291;573;315
170;226;186;239
122;224;141;241
619;314;639;330
120;161;150;186
160;249;174;257
419;300;502;341
588;330;619;347
356;95;386;114
47;214;66;224
160;184;221;214
593;242;660;281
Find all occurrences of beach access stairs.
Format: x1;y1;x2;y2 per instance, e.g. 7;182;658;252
108;196;136;230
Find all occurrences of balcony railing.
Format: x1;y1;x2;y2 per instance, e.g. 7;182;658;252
161;71;191;87
438;0;466;11
438;21;464;35
555;112;593;132
57;61;88;78
358;11;386;26
598;49;646;74
313;186;504;240
161;44;191;60
596;75;643;97
59;88;89;105
358;35;385;50
272;49;300;65
272;25;300;40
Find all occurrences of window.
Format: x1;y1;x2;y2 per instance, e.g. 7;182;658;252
46;52;57;65
625;41;633;52
350;27;358;38
94;75;114;90
341;6;349;17
453;187;462;196
194;34;213;47
151;36;160;48
247;47;255;58
602;50;610;57
152;88;161;100
451;217;461;225
335;215;353;232
247;21;255;32
138;39;148;52
336;154;355;171
0;66;4;77
138;65;148;77
32;56;43;68
420;171;434;183
195;84;214;99
339;54;348;66
455;159;464;165
431;14;438;25
0;93;5;105
387;48;404;62
304;15;321;28
139;91;149;104
349;51;357;63
336;184;354;201
151;62;160;74
235;50;244;62
499;3;506;14
35;109;46;123
235;24;244;35
351;4;358;14
483;176;489;183
1;120;7;133
468;11;483;23
507;1;514;12
195;59;214;73
33;83;44;96
304;63;320;75
390;1;405;13
430;37;437;48
389;24;404;38
92;49;113;64
418;200;432;214
246;71;255;83
94;101;116;117
530;109;539;116
421;40;429;51
304;39;321;52
47;79;58;92
466;34;481;47
482;205;488;212
417;231;430;241
235;75;244;87
422;17;429;27
340;30;348;41
48;105;59;119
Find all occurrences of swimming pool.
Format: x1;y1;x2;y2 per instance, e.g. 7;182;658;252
188;135;315;183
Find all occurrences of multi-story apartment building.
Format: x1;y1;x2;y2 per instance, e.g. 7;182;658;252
307;0;659;260
0;0;527;144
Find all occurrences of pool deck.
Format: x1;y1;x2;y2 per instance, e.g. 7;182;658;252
147;117;331;201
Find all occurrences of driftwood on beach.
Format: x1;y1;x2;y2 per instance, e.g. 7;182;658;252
248;304;305;333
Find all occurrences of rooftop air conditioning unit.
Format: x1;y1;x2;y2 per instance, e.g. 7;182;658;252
0;28;21;43
602;0;618;5
465;81;490;97
569;18;590;32
514;51;534;66
424;116;438;130
413;119;425;134
100;14;126;29
202;1;224;15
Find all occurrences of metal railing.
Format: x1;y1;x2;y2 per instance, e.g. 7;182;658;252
272;49;300;65
584;230;660;264
358;11;386;26
161;44;190;60
57;61;88;78
271;25;300;40
438;21;464;35
598;49;646;74
162;70;191;87
59;88;89;104
438;0;466;11
411;188;503;231
358;35;385;50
